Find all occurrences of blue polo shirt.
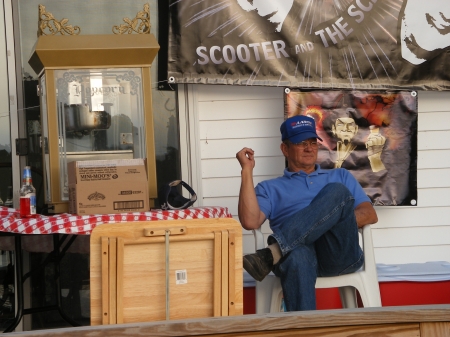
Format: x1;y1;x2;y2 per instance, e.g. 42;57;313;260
255;165;370;230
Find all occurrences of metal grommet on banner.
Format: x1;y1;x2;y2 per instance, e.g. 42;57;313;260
285;88;291;94
410;199;417;206
411;91;417;97
168;77;175;83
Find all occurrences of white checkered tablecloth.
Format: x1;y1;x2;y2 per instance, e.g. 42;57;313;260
0;206;231;235
0;206;232;253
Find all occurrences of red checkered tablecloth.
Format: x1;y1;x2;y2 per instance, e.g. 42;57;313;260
0;206;232;253
0;206;231;235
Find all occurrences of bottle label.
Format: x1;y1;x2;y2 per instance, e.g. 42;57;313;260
30;195;36;214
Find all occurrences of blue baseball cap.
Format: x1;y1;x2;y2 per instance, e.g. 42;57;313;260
280;115;322;143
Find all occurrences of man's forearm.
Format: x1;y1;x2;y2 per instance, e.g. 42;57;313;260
238;168;264;230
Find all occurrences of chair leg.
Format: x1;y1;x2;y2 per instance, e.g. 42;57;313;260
269;278;284;313
256;275;277;314
362;279;382;307
338;286;357;308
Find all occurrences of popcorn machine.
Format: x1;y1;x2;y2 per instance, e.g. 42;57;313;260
28;34;159;213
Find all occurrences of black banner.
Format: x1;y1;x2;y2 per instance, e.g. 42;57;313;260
285;89;418;206
168;0;450;90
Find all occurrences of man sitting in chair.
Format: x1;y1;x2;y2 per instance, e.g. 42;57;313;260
236;115;378;311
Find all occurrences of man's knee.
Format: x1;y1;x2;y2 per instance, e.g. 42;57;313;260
314;182;353;203
323;182;350;194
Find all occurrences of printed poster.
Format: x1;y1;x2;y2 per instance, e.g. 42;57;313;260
285;89;418;206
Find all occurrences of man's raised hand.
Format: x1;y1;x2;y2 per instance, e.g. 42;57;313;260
236;147;255;170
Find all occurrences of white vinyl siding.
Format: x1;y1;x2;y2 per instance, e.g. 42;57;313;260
180;85;450;264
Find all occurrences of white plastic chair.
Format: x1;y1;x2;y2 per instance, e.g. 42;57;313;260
253;225;382;313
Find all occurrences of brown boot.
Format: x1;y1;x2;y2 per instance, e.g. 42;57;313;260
243;248;274;282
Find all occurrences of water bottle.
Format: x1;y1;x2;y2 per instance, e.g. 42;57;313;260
19;166;36;218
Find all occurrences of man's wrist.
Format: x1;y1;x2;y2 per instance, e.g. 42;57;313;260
241;167;253;175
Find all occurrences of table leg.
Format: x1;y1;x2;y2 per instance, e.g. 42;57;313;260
2;234;81;333
52;235;81;328
3;235;24;333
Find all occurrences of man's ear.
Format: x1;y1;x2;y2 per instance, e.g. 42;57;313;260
280;142;289;157
355;125;359;135
332;124;336;137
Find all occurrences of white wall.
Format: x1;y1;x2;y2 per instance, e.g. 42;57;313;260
180;84;450;265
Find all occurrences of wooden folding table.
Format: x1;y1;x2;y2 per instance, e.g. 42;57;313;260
90;217;243;325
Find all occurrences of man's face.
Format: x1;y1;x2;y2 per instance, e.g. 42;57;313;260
401;0;450;64
236;0;294;32
332;118;358;143
281;138;318;173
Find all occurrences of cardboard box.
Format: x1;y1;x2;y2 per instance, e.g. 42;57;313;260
68;159;149;215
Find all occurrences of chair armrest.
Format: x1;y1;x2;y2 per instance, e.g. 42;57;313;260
361;225;377;273
253;228;266;252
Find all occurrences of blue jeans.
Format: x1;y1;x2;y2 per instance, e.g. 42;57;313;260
270;183;364;311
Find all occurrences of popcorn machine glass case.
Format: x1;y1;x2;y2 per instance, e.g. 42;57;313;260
29;34;160;213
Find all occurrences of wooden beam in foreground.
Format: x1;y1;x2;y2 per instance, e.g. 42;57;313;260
10;305;450;337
